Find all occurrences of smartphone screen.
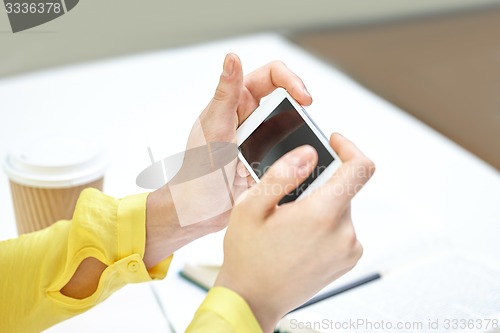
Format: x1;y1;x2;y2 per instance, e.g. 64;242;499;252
239;98;334;204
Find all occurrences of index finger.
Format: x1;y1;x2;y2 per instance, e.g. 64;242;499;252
301;133;375;211
244;60;313;106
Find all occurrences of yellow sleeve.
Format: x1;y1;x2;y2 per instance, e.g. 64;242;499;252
0;188;172;333
186;287;263;333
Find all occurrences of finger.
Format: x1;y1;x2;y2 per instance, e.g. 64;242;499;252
326;133;375;200
200;53;244;142
244;60;312;106
213;53;244;108
241;145;317;217
236;160;250;179
234;162;254;189
246;175;256;187
236;86;260;125
232;175;251;205
304;133;375;209
238;61;311;125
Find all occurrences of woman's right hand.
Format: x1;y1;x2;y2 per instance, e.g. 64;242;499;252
215;133;375;333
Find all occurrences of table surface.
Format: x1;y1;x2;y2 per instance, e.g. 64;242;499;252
1;33;499;332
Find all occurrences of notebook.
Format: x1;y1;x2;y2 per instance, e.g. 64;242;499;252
180;247;500;333
277;251;500;333
179;263;219;291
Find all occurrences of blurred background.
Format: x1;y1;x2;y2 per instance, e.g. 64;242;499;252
1;0;499;169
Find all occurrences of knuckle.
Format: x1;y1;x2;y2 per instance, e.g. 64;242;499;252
354;157;376;179
345;229;358;249
344;242;363;270
270;59;287;69
353;241;363;261
213;86;228;102
338;223;358;254
345;261;357;272
365;158;376;178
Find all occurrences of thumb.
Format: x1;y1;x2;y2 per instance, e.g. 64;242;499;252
242;145;318;217
187;53;243;148
198;53;243;144
211;53;243;118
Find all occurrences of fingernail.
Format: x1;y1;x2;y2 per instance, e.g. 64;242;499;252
303;86;312;98
297;160;313;177
289;145;314;167
222;54;235;77
287;146;315;179
237;163;250;178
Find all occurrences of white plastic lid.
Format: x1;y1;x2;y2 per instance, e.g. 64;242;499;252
3;136;108;189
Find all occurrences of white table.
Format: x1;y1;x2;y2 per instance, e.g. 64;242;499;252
1;33;499;332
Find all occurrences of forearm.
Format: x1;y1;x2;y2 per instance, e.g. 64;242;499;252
30;185;199;304
143;185;227;269
1;220;74;332
144;185;185;269
61;187;178;299
0;189;171;332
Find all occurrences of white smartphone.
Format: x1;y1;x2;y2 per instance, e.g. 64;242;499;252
237;88;342;204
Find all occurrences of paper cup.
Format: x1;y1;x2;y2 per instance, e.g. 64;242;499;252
3;136;107;234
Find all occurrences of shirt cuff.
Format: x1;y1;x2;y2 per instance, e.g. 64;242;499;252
117;192;172;279
47;189;172;309
195;287;263;333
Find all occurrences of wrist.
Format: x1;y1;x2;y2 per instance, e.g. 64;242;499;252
143;186;182;269
215;271;283;333
143;185;223;269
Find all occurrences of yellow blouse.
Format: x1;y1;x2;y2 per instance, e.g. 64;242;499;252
0;189;262;333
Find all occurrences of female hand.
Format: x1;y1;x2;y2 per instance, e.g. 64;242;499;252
215;133;375;333
144;54;313;268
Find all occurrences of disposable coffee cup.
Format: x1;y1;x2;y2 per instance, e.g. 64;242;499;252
3;136;107;234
